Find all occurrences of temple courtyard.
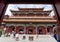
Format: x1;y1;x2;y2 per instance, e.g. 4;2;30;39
0;35;57;42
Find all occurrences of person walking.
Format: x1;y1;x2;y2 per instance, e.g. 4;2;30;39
3;27;6;37
15;33;19;41
12;31;16;38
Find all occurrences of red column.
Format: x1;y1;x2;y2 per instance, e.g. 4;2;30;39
44;27;47;34
36;26;37;35
6;26;9;33
24;27;25;34
15;26;17;33
50;28;53;34
9;26;11;33
16;26;18;33
26;28;28;34
42;27;47;34
34;28;36;34
46;26;47;34
49;28;52;34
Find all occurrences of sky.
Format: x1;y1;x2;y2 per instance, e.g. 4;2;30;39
5;4;55;16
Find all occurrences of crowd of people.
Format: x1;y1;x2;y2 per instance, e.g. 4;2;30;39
0;26;58;41
1;27;20;41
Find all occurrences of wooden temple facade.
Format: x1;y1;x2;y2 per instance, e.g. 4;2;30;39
1;8;57;35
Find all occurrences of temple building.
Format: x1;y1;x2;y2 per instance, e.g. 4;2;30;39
1;8;57;35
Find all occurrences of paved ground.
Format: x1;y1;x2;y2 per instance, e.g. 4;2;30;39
0;34;57;42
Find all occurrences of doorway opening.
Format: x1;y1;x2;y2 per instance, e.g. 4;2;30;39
19;29;24;34
12;27;15;31
38;29;43;34
28;29;33;34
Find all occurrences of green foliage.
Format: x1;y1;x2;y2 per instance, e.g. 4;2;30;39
0;29;2;37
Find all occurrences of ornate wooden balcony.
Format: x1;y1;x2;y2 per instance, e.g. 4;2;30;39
3;17;57;22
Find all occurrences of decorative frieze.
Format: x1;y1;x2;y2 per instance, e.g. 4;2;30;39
5;23;57;27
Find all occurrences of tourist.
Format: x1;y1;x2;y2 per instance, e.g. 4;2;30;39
12;31;16;38
15;33;19;41
54;30;57;41
8;33;11;37
3;27;6;37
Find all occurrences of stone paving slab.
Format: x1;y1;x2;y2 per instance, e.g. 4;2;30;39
0;35;57;42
